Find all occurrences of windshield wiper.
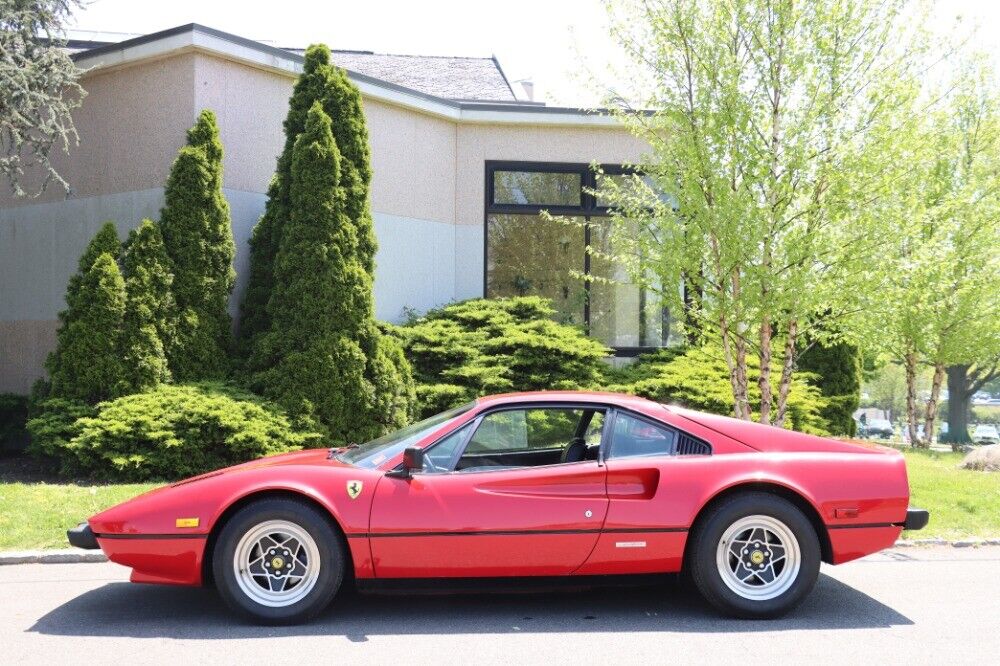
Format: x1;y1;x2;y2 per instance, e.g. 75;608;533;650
328;443;360;459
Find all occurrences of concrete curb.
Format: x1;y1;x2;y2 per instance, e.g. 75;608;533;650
894;538;1000;548
2;538;999;565
0;549;108;565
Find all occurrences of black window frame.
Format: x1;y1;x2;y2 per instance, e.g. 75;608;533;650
604;407;713;460
484;160;663;356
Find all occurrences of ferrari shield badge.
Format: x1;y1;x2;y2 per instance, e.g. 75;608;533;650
346;480;363;499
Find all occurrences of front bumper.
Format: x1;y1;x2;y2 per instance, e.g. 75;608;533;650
67;522;100;550
903;507;930;531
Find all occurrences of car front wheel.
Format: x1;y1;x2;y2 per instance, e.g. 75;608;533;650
688;492;820;619
213;498;345;625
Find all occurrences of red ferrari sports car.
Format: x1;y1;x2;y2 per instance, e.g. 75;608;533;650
68;391;927;624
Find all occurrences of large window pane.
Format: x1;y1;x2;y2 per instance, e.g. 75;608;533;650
486;214;586;326
493;170;582;207
595;172;676;209
588;220;669;347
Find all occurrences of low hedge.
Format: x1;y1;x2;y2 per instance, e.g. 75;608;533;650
27;383;321;481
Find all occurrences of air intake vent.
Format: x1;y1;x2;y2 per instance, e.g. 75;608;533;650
676;432;711;455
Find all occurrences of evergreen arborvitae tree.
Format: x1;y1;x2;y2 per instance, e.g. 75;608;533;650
46;253;127;403
64;222;120;316
798;339;862;436
240;44;377;354
252;103;413;441
120;219;175;393
41;222;120;400
160;109;235;381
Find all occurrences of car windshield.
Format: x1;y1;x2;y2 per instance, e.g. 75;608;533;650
333;403;475;469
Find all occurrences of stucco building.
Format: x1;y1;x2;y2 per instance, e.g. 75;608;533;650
0;24;659;394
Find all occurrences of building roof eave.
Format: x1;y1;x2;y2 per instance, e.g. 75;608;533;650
71;23;641;127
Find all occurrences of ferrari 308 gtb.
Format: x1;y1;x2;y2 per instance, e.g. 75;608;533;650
68;391;928;624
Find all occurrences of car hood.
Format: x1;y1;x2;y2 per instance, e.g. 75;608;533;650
170;448;343;487
670;407;894;455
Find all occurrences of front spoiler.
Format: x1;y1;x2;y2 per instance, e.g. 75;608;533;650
903;508;930;531
67;522;100;550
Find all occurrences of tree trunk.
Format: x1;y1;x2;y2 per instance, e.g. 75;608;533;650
945;364;972;448
921;362;945;448
733;335;751;420
758;317;773;425
774;319;799;428
719;317;747;420
904;350;919;445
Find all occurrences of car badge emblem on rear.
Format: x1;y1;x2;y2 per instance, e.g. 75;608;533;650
346;480;363;499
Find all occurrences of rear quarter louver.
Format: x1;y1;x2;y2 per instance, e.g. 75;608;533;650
676;432;712;455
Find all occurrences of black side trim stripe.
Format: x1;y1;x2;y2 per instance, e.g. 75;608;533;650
95;533;208;540
826;523;900;530
345;527;687;539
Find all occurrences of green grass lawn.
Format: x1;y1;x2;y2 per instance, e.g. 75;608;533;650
900;447;1000;540
0;481;158;550
0;448;996;550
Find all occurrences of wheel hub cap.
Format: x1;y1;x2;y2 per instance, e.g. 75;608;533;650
716;515;801;601
233;520;321;607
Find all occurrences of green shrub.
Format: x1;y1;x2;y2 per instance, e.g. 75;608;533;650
120;219;175;393
27;383;320;481
45;253;128;403
240;43;377;348
392;297;611;417
798;338;862;436
250;103;414;443
608;346;831;435
160;110;235;381
63;222;120;316
0;393;30;453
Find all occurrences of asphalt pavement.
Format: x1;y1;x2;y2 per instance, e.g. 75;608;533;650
2;545;997;665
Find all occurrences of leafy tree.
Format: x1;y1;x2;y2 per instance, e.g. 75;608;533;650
159;110;235;380
599;0;924;426
45;253;127;403
240;44;377;353
943;364;1000;446
798;339;861;436
120;219;175;393
250;103;413;441
0;0;85;196
392;297;610;418
872;57;1000;447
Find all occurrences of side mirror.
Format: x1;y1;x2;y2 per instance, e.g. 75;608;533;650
387;446;424;479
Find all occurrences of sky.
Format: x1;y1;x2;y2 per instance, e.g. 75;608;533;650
68;0;1000;107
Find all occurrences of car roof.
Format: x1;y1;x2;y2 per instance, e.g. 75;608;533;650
475;390;660;411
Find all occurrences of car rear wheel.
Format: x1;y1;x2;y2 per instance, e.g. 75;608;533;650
688;492;820;619
213;498;345;625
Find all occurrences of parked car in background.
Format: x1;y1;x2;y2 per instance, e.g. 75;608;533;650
865;419;895;440
973;424;1000;445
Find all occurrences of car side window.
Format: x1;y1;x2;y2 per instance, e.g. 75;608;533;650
609;412;676;459
422;424;472;473
456;407;599;472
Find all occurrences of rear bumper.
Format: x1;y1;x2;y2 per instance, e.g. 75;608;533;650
903;507;929;531
67;523;100;550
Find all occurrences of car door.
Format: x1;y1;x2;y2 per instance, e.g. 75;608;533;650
577;409;699;575
369;405;609;578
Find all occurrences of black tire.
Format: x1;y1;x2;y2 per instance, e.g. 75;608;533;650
212;498;345;625
687;492;820;619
